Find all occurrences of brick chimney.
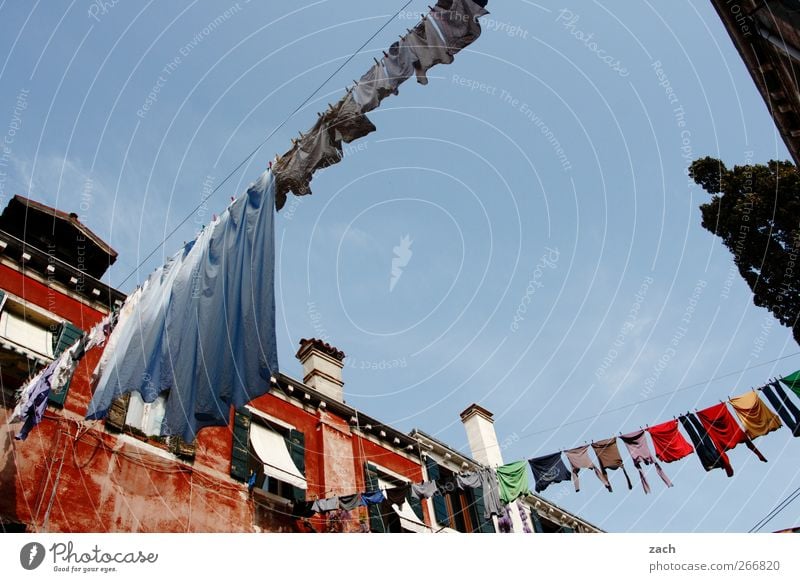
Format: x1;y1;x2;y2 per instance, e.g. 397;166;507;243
296;338;345;402
460;403;503;466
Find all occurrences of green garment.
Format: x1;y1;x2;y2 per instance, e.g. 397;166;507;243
496;461;530;504
780;370;800;398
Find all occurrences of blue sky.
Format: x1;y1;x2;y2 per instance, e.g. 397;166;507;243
1;1;799;532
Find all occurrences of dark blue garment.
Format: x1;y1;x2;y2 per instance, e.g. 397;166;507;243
14;359;59;440
528;452;571;493
762;382;800;436
360;490;386;505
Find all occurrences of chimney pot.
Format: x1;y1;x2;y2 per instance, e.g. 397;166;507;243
296;338;345;402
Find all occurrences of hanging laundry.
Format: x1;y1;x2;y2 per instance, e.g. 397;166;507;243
496;504;513;533
383;39;416;92
762;382;800;437
478;468;503;519
697;402;767;463
406;16;454;85
274;92;376;209
91;284;145;386
338;494;361;511
311;497;340;513
273;111;344;209
352;61;396;113
564;444;611;492
361;490;386;505
780;369;800;398
291;500;316;518
528;452;571;493
456;471;481;489
331;92;376;144
591;437;633;492
11;358;59;441
495;460;530;503
647;420;694;463
620;430;673;494
87;249;188;418
11;332;85;441
729;391;782;439
429;0;490;58
271;0;488;209
679;413;733;477
410;481;437;500
517;503;532;533
88;171;279;443
384;484;410;508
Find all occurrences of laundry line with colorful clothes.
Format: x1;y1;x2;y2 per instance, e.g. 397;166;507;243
491;371;800;503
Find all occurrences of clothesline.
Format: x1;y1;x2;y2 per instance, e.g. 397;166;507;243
493;369;800;500
458;351;800;458
116;0;416;288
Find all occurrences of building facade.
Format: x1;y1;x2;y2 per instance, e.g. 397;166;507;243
712;0;800;165
0;196;600;533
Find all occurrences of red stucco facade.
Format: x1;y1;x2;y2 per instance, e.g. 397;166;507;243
0;259;430;533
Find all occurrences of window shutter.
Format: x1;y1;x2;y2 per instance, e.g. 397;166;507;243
468;486;495;533
169;435;197;460
363;463;385;533
408;491;424;522
48;321;83;407
283;429;306;501
105;393;131;432
424;457;450;526
557;525;575;533
52;321;83;357
230;407;251;482
0;290;6;309
531;509;545;533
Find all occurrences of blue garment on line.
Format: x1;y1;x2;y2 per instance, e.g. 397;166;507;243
360;490;386;505
14;358;59;440
87;171;279;441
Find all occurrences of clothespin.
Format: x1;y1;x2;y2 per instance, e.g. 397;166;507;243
268;160;273;170
383;50;389;58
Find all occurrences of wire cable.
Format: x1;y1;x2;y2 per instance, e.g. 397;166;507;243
514;352;800;443
748;485;800;532
117;0;415;288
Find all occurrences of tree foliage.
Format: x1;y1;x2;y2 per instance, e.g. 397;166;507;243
689;156;800;344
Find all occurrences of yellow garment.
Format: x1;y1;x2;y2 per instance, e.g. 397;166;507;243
729;391;782;439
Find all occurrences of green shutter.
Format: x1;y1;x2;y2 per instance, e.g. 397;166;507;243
363;463;385;533
468;486;495;533
531;508;545;533
52;321;83;357
283;429;306;501
425;458;450;526
408;491;424;522
557;525;575;533
48;321;83;407
230;408;251;481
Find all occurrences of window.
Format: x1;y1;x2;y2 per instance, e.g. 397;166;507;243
424;457;489;533
245;418;306;503
364;462;426;533
0;297;56;360
124;391;167;436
